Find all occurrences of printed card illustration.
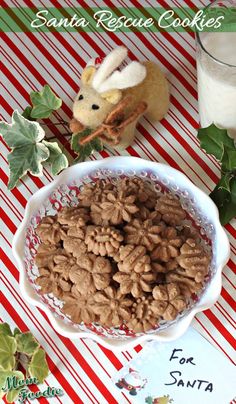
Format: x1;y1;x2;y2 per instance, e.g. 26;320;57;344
116;368;147;395
145;395;173;404
113;328;235;404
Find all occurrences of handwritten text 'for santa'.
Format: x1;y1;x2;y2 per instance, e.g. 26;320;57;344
165;349;213;392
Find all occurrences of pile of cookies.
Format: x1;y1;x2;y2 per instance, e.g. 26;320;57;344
34;177;211;333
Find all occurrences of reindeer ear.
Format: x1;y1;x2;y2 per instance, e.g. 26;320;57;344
100;89;122;104
81;66;96;85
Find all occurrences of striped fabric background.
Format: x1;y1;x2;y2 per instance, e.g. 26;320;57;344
1;1;235;403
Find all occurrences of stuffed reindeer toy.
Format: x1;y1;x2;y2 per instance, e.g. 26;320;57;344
70;46;169;149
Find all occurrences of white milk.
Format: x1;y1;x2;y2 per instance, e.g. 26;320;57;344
197;33;236;138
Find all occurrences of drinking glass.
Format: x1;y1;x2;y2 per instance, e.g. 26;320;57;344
196;0;236;138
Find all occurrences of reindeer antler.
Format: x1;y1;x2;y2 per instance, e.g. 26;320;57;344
104;96;132;125
79;97;147;146
79;96;131;145
92;46;127;91
91;46;146;93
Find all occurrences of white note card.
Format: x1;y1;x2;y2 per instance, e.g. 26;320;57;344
113;328;235;404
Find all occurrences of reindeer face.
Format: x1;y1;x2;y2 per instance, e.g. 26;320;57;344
73;84;114;128
72;47;146;129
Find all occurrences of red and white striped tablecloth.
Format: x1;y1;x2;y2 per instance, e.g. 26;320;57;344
1;1;235;403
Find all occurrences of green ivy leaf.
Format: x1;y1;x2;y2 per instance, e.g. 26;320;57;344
16;332;39;356
28;348;49;383
13;328;21;337
210;184;229;208
71;129;103;162
6;387;24;404
0;371;8;399
30;85;62;119
0;370;24;401
210;177;236;225
197;124;235;161
217;172;234;192
43;141;68;175
0;110;45;148
0;335;17;371
7;137;49;189
221;145;236;172
0;110;49;189
0;323;13;337
22;106;36;121
0;370;9;391
219;199;236;225
197;124;236;225
231;177;236;204
0;323;49;401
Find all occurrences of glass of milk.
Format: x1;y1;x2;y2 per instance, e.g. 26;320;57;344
196;1;236;139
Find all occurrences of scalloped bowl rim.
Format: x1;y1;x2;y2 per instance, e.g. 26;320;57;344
12;157;230;351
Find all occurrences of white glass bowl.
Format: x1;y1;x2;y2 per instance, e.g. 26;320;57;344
12;157;230;350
